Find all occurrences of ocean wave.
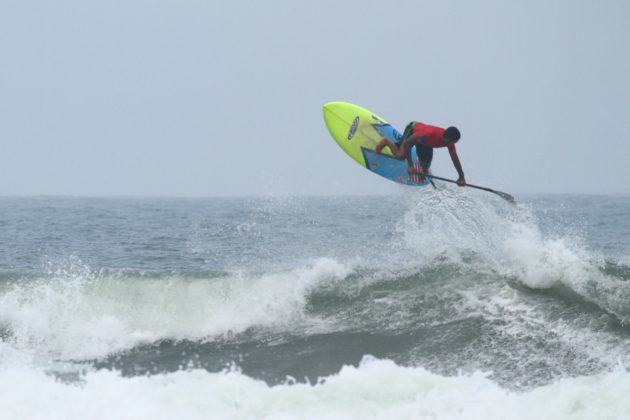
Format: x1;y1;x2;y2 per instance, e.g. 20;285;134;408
0;258;352;360
397;189;630;320
1;192;630;376
1;357;629;420
2;249;630;367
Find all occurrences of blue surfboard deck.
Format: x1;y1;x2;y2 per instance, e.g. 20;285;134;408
361;147;432;186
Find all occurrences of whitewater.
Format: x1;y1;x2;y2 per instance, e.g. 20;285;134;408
1;191;630;419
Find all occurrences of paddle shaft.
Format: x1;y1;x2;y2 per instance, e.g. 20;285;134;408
427;174;515;204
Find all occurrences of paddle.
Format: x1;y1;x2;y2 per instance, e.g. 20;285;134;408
424;174;516;204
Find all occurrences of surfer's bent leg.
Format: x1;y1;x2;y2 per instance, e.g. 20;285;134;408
416;145;433;174
375;138;400;155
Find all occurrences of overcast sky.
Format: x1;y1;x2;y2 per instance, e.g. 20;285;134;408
1;0;628;196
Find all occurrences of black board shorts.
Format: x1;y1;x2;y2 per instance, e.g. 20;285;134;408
415;144;433;165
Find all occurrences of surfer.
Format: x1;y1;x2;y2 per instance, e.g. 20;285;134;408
375;122;466;186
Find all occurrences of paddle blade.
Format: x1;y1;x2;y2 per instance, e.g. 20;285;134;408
493;190;516;204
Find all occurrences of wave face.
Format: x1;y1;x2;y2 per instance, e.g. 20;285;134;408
1;194;630;417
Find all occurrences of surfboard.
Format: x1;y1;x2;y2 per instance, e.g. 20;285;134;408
322;102;430;186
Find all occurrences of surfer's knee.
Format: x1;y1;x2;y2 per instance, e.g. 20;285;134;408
375;139;388;154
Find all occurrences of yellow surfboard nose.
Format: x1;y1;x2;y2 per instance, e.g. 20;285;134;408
322;101;388;166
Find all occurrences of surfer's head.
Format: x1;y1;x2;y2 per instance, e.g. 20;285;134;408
444;126;461;143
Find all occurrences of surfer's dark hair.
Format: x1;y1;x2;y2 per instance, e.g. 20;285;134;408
444;126;461;142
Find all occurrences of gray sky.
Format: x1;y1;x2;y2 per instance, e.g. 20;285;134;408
1;0;629;196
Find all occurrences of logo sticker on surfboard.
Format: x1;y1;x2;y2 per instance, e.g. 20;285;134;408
347;116;359;140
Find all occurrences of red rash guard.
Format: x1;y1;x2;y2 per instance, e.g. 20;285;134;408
412;123;457;156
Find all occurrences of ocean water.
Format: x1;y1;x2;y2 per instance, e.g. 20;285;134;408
1;190;630;419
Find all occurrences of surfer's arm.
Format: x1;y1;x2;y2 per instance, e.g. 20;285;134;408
448;147;466;186
398;135;417;169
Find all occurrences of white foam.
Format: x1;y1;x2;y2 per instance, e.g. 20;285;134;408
459;283;630;371
1;357;629;420
500;220;591;288
499;219;630;319
0;258;352;359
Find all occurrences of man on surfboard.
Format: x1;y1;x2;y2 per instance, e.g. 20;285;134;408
374;122;466;186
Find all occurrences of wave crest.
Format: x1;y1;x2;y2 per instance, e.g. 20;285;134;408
0;258;352;360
